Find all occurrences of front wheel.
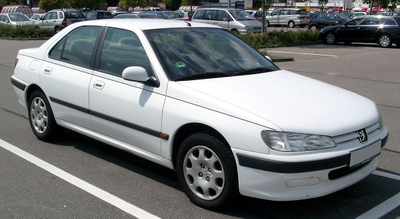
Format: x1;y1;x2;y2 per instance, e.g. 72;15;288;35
176;133;238;209
379;34;392;48
28;91;63;141
309;25;317;31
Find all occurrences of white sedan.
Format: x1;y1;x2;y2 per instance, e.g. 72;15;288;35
11;19;389;209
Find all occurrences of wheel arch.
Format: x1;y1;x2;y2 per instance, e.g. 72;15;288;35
25;84;46;107
171;123;230;170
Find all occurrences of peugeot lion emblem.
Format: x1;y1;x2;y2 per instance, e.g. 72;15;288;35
356;129;368;143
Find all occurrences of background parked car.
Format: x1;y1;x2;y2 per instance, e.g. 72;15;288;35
84;10;113;20
38;9;86;33
114;13;139;19
245;10;263;22
0;13;35;26
265;8;309;28
191;8;262;34
320;15;400;48
166;11;193;21
308;12;350;30
30;13;45;21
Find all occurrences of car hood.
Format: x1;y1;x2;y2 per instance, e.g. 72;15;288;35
168;70;378;136
234;20;261;27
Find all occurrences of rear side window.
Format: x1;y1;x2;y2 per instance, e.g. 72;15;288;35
364;17;380;25
381;18;396;26
65;11;85;18
317;13;328;20
49;26;101;68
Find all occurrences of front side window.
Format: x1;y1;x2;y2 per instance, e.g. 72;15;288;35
217;11;231;21
346;17;365;25
271;10;279;16
49;26;101;67
99;28;152;76
43;12;57;20
146;28;278;81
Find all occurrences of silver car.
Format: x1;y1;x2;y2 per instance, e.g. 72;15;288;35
38;9;86;33
266;8;309;28
0;13;35;27
191;8;262;34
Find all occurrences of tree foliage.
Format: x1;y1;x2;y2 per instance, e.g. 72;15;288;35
0;0;18;5
118;0;147;9
318;0;329;11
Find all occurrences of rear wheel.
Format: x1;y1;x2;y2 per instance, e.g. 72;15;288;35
309;25;317;30
325;32;336;45
288;21;295;28
55;26;62;33
28;91;62;141
379;34;392;48
176;133;238;209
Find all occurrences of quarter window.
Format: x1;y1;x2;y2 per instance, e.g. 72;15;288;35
382;18;396;26
98;28;152;76
49;26;101;67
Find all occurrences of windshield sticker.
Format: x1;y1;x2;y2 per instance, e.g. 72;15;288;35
176;62;186;69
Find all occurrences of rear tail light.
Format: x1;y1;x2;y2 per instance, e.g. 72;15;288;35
309;18;311;23
61;19;67;27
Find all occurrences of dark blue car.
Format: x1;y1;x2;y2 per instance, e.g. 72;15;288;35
320;15;400;48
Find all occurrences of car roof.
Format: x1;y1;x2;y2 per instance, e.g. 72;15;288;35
73;19;220;30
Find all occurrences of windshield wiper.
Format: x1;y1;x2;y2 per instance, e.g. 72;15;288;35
175;72;231;81
234;67;273;76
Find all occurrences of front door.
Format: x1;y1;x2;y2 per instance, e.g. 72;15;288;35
90;27;166;155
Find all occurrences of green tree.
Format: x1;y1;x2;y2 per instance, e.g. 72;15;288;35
118;0;146;9
39;0;63;11
318;0;329;11
0;0;18;5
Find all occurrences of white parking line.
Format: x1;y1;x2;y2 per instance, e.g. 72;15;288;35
355;170;400;219
267;50;338;57
0;138;160;219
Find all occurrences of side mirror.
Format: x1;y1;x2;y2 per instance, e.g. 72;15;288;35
122;66;159;87
265;55;272;61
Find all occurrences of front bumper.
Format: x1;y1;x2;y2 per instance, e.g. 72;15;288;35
233;127;389;201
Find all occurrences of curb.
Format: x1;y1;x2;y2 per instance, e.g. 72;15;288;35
271;58;295;62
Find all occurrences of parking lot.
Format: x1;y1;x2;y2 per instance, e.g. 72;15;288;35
0;39;399;218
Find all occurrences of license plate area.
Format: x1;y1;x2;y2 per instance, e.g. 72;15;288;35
349;141;381;167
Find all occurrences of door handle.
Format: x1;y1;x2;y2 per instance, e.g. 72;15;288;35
43;67;52;74
93;81;105;90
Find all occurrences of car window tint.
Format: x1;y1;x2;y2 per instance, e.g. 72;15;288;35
364;17;380;25
59;12;63;19
49;26;101;67
217;11;230;21
193;10;206;19
271;10;279;16
382;18;396;26
318;13;327;20
280;10;289;15
99;28;152;76
328;14;337;20
347;17;364;25
205;10;216;20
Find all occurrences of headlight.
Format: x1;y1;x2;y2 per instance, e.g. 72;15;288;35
261;130;336;152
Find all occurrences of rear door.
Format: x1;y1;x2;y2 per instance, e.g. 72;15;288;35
41;26;101;130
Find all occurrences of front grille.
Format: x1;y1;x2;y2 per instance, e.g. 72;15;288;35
332;121;381;145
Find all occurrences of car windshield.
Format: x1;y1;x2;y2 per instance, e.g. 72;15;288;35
228;10;254;20
9;14;30;22
145;28;279;81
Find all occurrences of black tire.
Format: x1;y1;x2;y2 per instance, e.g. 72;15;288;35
176;133;238;209
288;21;295;28
266;20;270;27
378;34;392;48
28;90;63;141
325;32;336;45
231;29;239;35
55;26;62;33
